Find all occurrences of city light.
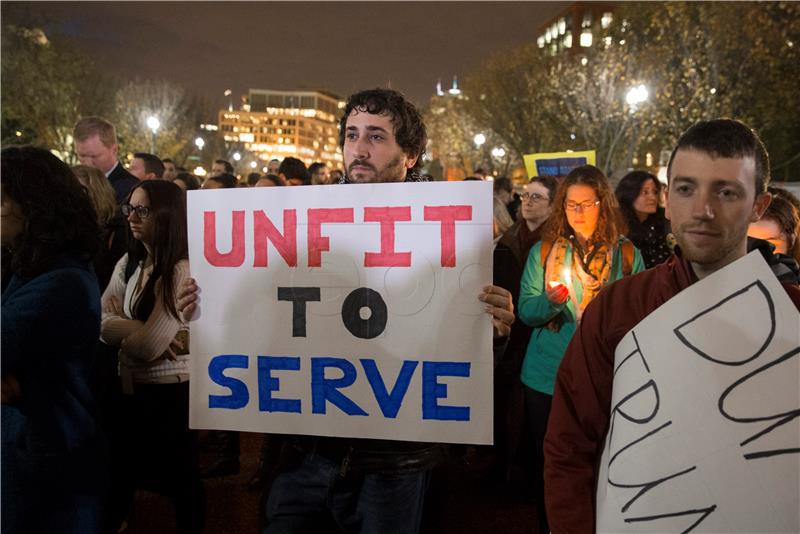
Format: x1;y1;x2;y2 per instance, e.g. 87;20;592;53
250;161;257;169
473;133;486;147
194;137;205;150
194;166;207;177
146;116;160;132
146;116;160;153
625;84;649;107
233;152;242;161
491;147;506;158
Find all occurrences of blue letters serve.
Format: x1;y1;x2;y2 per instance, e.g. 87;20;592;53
361;359;418;418
422;361;471;421
208;354;250;409
257;356;302;413
311;357;368;416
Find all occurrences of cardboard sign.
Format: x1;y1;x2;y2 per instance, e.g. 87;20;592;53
596;251;800;532
523;150;596;178
187;181;495;445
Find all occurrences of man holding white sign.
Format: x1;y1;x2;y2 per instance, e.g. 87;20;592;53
180;88;514;533
545;119;800;532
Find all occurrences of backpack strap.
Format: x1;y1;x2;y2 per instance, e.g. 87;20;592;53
540;239;553;268
621;239;635;276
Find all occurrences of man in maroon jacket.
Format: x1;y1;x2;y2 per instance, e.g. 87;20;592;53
544;119;800;533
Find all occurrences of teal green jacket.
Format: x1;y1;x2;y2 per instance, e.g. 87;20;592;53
518;239;644;395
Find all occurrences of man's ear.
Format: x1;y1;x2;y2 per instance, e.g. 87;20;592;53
111;143;119;159
405;153;419;169
751;191;772;222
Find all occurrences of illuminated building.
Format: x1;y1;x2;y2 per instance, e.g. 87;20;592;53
219;89;345;170
536;2;616;55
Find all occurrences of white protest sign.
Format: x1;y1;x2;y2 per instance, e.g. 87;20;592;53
597;251;800;533
187;181;494;445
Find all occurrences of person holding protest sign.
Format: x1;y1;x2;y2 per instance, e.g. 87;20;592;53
178;88;514;534
517;164;644;534
544;119;800;532
100;180;204;534
1;146;106;534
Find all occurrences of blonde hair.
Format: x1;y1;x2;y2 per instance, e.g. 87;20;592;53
73;116;117;147
72;164;117;225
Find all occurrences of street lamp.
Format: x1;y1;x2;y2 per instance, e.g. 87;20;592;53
473;133;486;147
625;84;649;109
250;161;257;169
491;147;506;159
233;152;242;162
194;137;205;150
146;116;160;154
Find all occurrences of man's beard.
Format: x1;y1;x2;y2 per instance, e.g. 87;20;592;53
347;155;406;184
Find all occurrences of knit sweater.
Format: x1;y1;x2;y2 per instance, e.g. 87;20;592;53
100;254;190;385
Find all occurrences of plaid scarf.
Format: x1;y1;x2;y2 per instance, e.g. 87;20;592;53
543;236;614;329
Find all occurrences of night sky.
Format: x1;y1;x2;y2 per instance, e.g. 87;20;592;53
34;1;569;109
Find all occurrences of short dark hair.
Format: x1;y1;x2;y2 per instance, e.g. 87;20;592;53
162;158;174;164
208;173;237;189
493;176;512;194
308;162;327;175
338;88;427;171
247;172;262;186
530;175;559;204
667;119;770;195
278;157;310;183
215;159;234;174
257;174;284;187
133;152;165;179
174;171;200;191
2;145;99;278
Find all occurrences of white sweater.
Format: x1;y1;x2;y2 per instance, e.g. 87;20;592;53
101;254;190;385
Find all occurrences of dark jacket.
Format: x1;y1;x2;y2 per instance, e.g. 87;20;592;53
2;256;107;531
493;219;542;372
108;163;139;204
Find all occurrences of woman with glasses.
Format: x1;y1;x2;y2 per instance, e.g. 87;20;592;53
2;146;106;533
615;170;673;268
100;180;204;533
517;165;644;534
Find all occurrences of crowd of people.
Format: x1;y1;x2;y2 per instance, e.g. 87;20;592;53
2;86;799;534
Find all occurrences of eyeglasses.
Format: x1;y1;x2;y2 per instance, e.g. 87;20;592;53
121;204;151;219
520;192;549;203
564;200;600;212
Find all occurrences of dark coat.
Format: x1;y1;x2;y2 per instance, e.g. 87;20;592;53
108;163;140;204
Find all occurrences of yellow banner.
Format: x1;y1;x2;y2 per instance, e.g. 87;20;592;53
523;150;596;178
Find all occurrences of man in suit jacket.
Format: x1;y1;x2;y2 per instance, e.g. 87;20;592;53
73;117;139;204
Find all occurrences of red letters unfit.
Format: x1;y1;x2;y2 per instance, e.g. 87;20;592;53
203;205;472;268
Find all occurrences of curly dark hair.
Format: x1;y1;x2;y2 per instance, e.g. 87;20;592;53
543;164;626;245
338;88;427;171
2;145;99;279
125;180;187;321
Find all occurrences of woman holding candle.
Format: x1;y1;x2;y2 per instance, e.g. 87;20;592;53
517;165;644;534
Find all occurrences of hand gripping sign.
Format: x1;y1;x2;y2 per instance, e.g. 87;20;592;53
596;251;800;533
187;181;494;445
